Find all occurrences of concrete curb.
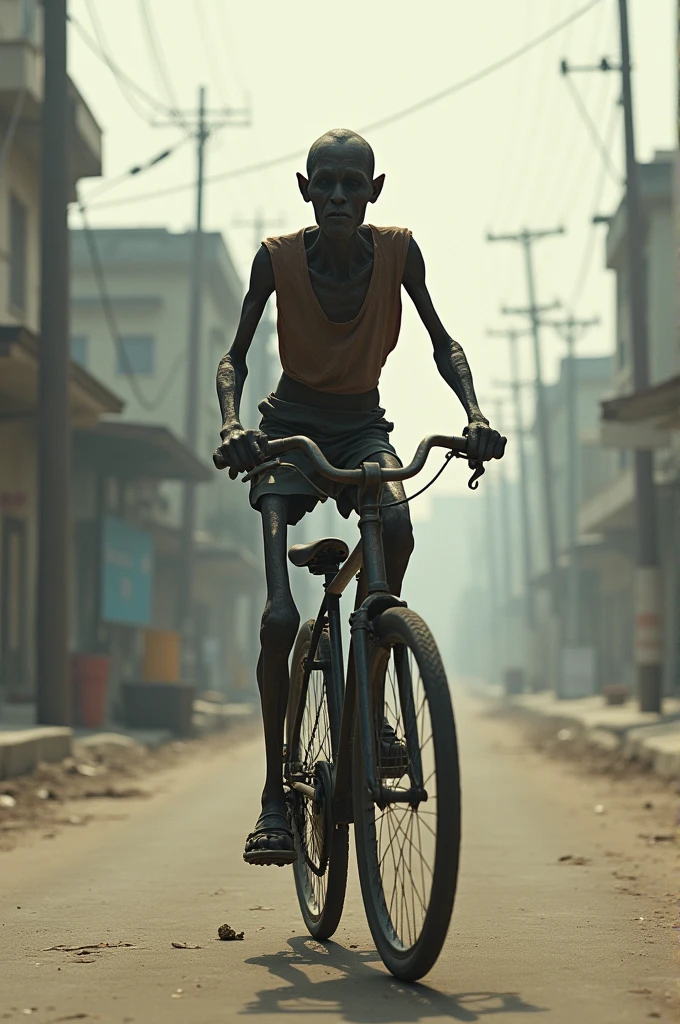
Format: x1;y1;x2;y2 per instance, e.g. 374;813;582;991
504;693;680;781
191;701;256;738
0;727;73;780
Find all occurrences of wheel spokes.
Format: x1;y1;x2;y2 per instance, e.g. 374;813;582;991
372;642;437;950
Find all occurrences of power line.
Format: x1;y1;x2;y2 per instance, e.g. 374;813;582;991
76;4;168;124
195;1;231;106
138;0;186;128
79;136;191;203
360;0;607;133
77;198;186;412
83;0;607;213
567;98;620;308
562;71;622;184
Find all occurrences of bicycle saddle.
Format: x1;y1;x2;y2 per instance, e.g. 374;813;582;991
288;537;350;573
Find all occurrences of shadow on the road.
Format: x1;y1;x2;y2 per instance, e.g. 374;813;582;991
241;936;546;1022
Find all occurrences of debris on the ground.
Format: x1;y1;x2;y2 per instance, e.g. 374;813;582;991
171;941;202;949
558;854;591;866
36;788;55;801
83;786;147;800
249;905;274;911
171;989;184;999
594;804;606;814
638;832;676;844
42;942;136;952
73;764;104;778
0;794;17;808
217;923;244;941
643;801;654;810
557;728;574;742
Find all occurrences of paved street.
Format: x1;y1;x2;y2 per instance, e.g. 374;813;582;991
1;693;678;1023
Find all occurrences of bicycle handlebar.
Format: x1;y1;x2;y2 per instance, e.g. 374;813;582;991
213;433;470;485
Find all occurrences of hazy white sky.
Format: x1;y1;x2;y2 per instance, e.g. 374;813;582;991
70;0;677;504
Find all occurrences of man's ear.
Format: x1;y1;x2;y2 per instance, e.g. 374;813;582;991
297;172;310;202
369;173;386;203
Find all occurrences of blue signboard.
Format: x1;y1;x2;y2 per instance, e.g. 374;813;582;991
101;517;153;626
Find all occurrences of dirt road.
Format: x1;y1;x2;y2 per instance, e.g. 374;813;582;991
1;694;678;1023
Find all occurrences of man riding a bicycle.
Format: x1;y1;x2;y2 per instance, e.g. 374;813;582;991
215;128;505;869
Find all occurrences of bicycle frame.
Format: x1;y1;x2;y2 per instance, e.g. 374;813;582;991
286;461;426;824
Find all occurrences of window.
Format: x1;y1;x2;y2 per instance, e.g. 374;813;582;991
116;335;155;375
9;194;28;313
71;335;88;368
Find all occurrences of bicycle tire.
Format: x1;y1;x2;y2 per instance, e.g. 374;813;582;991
352;607;461;981
287;619;349;940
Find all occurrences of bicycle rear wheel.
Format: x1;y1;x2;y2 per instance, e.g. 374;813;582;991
353;607;461;981
287;619;349;940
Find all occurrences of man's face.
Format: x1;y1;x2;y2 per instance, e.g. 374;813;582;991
298;144;382;239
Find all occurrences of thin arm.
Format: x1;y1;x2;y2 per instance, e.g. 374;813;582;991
401;236;487;423
216;244;275;435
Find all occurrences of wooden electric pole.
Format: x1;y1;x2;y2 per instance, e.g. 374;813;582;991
487;228;564;625
37;0;71;725
561;0;663;711
153;87;249;665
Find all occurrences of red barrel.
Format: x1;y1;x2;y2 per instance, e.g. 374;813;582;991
71;654;110;729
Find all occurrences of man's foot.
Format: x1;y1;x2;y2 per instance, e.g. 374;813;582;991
243;803;296;867
380;718;409;776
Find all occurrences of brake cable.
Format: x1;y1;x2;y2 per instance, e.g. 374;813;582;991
244;449;485;506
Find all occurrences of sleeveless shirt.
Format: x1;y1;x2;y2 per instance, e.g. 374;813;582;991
263;224;412;395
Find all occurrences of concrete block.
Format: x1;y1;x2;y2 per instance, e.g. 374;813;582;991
0;727;72;780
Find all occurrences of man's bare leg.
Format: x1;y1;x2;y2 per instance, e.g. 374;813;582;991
354;451;414;605
244;493;300;866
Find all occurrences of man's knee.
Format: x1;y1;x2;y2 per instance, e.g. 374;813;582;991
382;504;415;565
260;596;300;657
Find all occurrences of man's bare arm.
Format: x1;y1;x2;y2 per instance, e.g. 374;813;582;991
216;245;275;475
402;236;505;462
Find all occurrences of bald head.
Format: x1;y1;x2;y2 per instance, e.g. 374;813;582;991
306;129;375;178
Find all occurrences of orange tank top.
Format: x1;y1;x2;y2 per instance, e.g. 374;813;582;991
263;224;412;395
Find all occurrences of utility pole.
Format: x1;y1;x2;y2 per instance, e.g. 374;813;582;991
155;87;250;664
233;211;284;427
487;329;535;635
37;0;70;725
544;315;599;648
491;399;513;625
487;228;564;632
561;0;662;711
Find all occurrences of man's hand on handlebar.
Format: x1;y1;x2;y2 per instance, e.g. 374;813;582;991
218;423;268;480
464;418;507;463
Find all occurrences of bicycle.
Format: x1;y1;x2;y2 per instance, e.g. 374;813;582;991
214;432;483;981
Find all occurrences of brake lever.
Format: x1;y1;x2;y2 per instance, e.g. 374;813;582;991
467;461;485;490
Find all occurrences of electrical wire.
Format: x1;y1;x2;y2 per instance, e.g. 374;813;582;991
563;73;622;184
83;0;607;213
76;4;169;124
78;136;192;204
567;98;621;309
138;0;187;129
195;1;231;106
77;198;187;412
359;0;607;134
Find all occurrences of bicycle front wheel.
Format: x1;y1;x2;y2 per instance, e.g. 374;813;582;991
287;619;349;940
353;607;461;981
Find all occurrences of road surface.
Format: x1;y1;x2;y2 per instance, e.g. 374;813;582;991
1;693;678;1023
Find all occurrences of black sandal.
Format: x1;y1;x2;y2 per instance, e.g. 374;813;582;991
243;810;297;866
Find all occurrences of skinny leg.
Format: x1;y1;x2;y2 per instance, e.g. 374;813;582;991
258;494;300;811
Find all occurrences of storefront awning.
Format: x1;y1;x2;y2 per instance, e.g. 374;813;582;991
602;375;680;429
75;421;212;482
0;324;123;425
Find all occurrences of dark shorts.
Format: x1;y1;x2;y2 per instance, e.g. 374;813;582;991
250;394;399;526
